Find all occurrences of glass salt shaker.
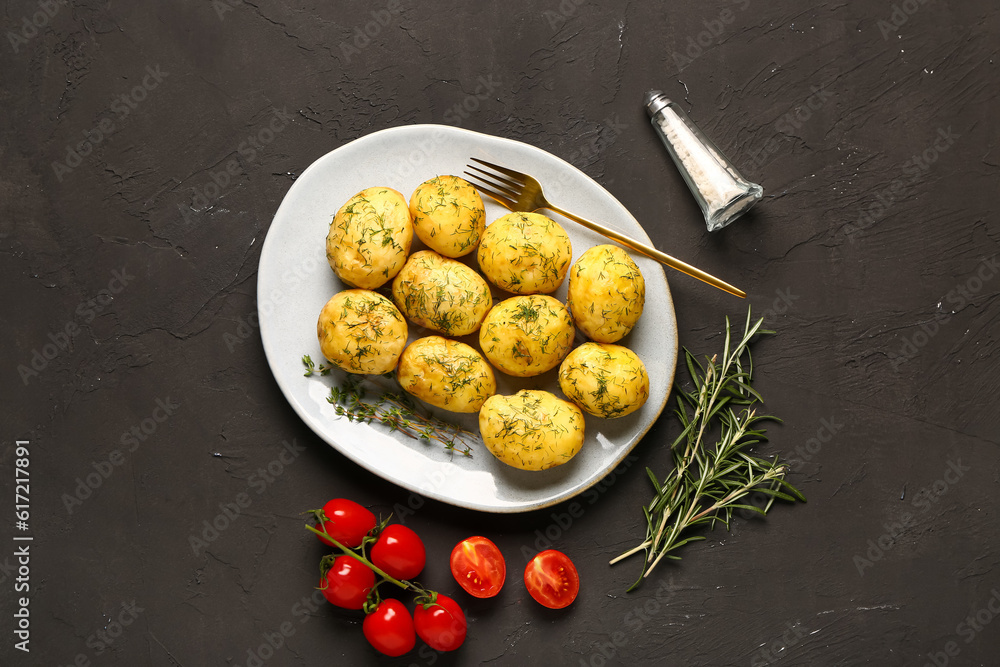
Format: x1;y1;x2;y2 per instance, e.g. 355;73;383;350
644;91;763;232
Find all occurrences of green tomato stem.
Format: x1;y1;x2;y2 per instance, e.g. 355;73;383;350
305;524;410;590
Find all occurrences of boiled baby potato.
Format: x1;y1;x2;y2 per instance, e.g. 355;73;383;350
317;289;408;374
327;187;413;289
558;342;649;418
479;389;585;471
479;295;575;377
397;336;496;413
392;250;492;336
566;244;645;343
476;212;572;294
409;175;486;258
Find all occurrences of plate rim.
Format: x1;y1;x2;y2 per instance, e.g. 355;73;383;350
257;122;678;513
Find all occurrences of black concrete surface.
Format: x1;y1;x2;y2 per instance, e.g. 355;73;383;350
2;1;998;665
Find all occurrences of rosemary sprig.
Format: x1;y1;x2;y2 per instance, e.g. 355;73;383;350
610;309;805;591
302;356;475;456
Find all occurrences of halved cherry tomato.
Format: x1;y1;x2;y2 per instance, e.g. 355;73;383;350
371;524;426;580
320;555;375;609
413;594;466;652
524;549;579;609
450;536;505;598
363;599;416;657
316;498;376;548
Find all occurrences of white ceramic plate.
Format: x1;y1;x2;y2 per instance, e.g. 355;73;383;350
258;124;677;513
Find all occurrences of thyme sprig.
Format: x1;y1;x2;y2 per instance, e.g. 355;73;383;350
302;355;331;376
611;310;805;591
302;356;474;456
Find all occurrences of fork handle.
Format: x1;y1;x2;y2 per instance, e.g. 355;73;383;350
545;204;747;299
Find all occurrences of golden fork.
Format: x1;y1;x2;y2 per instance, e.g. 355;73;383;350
464;158;746;299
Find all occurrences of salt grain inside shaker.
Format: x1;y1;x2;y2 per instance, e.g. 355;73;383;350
644;91;763;232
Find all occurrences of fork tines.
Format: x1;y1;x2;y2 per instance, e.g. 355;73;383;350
463;157;747;298
465;158;522;208
468;158;525;182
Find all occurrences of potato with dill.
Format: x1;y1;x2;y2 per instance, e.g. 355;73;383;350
479;295;575;377
397;336;496;413
392;250;492;336
558;342;649;418
476;212;572;294
479;389;585;471
326;187;413;289
566;244;645;343
409;175;486;258
317;289;408;374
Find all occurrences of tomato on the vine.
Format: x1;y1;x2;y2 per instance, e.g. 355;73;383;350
450;536;505;598
414;594;466;652
317;498;376;548
371;524;426;580
320;555;375;609
524;549;579;609
363;599;416;657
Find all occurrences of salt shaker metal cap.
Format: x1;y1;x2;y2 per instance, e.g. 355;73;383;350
644;91;763;232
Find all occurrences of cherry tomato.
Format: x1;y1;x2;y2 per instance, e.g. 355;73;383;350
319;555;375;609
363;599;416;657
450;536;506;598
523;549;579;609
413;594;466;652
317;498;376;548
371;524;426;580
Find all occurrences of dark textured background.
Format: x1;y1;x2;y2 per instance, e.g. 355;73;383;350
2;1;998;665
